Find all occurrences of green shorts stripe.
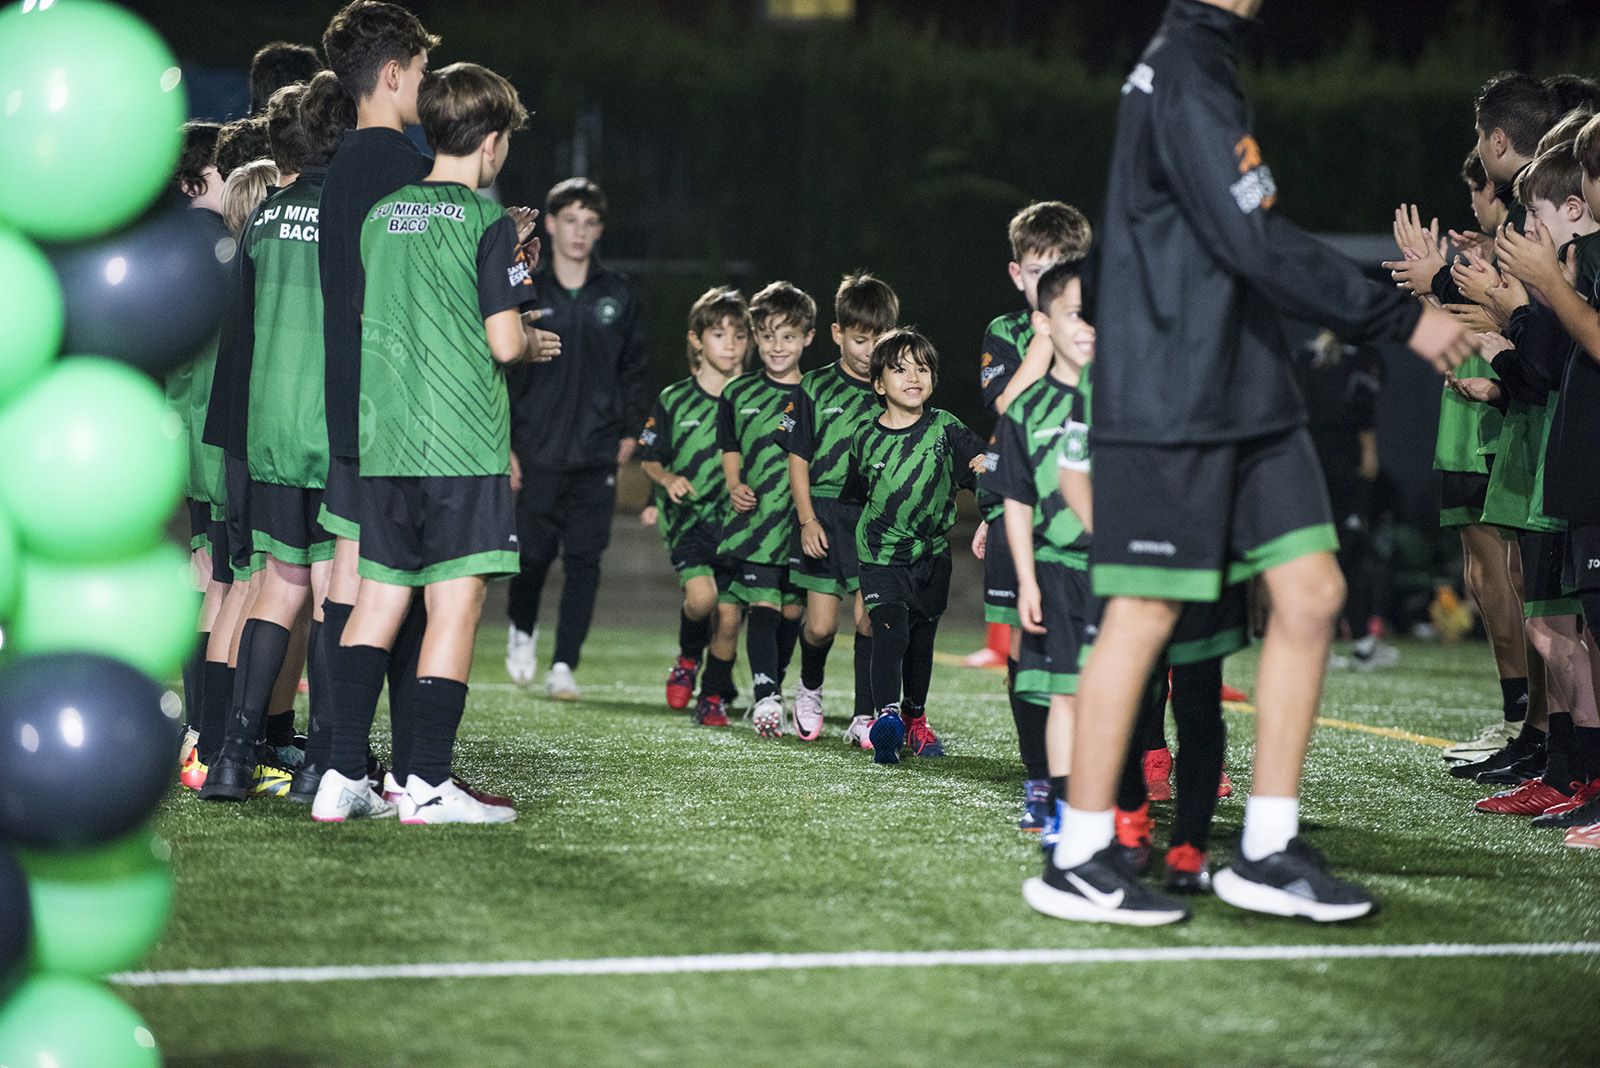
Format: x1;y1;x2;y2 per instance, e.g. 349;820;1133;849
358;549;519;588
1169;626;1249;667
678;564;714;584
1225;523;1339;585
985;605;1021;626
721;581;783;607
791;571;858;597
253;531;336;567
231;550;267;583
1093;563;1220;602
1525;597;1582;619
317;502;360;542
1438;506;1481;528
1015;669;1078;703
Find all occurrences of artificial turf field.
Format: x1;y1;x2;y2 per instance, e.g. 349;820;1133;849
132;625;1599;1066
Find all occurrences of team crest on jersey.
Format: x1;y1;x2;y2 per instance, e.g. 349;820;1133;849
639;416;657;447
595;296;622;326
980;363;1005;388
779;401;796;434
1230;136;1277;214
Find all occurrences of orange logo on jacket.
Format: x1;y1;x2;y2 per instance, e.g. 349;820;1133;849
1235;136;1262;174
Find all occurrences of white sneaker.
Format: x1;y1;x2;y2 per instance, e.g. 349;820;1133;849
753;695;785;738
1350;640;1400;671
792;684;824;741
382;771;405;804
399;775;516;825
844;714;875;750
505;626;538;685
1443;721;1517;764
311;769;397;822
545;662;580;701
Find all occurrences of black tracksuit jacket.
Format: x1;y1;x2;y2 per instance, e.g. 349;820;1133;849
1091;0;1422;446
505;259;651;471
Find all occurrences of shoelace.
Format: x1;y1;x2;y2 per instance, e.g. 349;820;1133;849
908;719;938;749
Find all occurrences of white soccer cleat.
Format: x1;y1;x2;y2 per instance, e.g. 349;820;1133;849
505;626;538;685
545;661;580;701
1443;721;1517;764
382;771;405;804
399;775;517;825
843;714;875;750
311;769;397;823
752;695;785;738
792;684;824;741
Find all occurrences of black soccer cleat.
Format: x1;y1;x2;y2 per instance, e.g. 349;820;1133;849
1213;837;1376;923
1476;747;1546;786
197;751;251;802
1448;736;1539;780
1023;844;1191;926
1530;784;1600;829
288;761;324;805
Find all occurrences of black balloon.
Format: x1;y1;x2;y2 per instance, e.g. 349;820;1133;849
0;653;180;849
0;846;28;994
46;202;233;377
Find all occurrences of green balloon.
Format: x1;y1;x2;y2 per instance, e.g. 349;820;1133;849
0;975;160;1068
0;358;185;562
19;831;172;977
0;1;185;241
12;543;199;678
0;503;17;620
0;226;62;402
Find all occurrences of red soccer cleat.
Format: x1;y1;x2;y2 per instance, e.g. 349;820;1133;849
1564;822;1600;849
1474;777;1570;815
906;715;945;758
1217;763;1234;799
179;750;207;791
1163;843;1211;893
1220;683;1249;703
1143;746;1173;802
1114;803;1155;874
665;656;698;710
694;693;730;728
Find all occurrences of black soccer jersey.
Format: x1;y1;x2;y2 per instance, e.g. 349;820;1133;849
845;408;985;566
717;373;801;566
976;309;1034;522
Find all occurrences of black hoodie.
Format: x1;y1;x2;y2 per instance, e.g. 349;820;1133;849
1091;0;1421;446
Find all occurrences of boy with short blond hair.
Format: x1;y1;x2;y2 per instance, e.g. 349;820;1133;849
780;273;899;747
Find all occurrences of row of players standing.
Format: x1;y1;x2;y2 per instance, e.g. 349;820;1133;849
171;2;647;824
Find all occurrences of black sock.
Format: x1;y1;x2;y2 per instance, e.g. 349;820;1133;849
853;634;874;718
387;597;427;781
181;633;207;733
1139;663;1169;753
1516;720;1548;748
1009;690;1049;781
901;617;938;710
223;619;292;758
747;606;782;702
777;614;802;685
408;677;468;787
1499;677;1529;723
311;602;352;771
800;634;833;690
1048;776;1068;804
1170;658;1226;850
1581;592;1600;645
304;618;327;769
264;710;295;747
678;609;710;662
700;654;735;701
329;644;390;779
1115;741;1148;813
1545;712;1577;791
198;661;233;765
869;605;908;712
1574;726;1600;781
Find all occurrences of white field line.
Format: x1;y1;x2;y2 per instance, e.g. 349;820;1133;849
110;941;1600;988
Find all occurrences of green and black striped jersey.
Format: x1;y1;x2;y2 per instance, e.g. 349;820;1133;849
976;309;1034;521
637;376;727;547
717;373;800;565
846;408;985;567
776;362;878;498
986;372;1090;565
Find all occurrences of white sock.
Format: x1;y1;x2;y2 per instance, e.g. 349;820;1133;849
1241;795;1300;861
1053;806;1114;869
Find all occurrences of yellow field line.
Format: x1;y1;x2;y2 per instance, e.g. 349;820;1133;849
934;651;1453;749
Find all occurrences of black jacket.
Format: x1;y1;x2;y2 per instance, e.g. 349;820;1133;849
506;258;651;470
1092;0;1421;445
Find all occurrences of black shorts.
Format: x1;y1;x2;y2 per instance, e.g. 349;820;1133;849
356;473;519;587
720;559;801;607
1439;470;1490;529
1015;560;1101;701
1519;529;1580;618
790;495;862;599
1565;524;1600;595
859;552;952;622
319;455;362;542
187;498;212;552
666;519;721;582
200;501;233;586
983;517;1020;626
1169;582;1250;666
1090;427;1337;603
250;480;334;566
223;454;261;580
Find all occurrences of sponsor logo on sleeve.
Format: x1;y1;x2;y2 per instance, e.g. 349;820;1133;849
1230;135;1278;214
1122;62;1155;95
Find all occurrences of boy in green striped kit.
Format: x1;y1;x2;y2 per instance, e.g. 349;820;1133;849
844;331;986;764
315;62;539;824
780;274;899;748
719;282;812;738
640;287;750;727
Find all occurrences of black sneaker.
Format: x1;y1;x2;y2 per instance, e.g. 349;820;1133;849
1448;736;1538;780
1477;747;1545;785
1023;844;1191;926
197;745;251;802
1213;837;1376;923
288;761;324;805
1531;785;1600;829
